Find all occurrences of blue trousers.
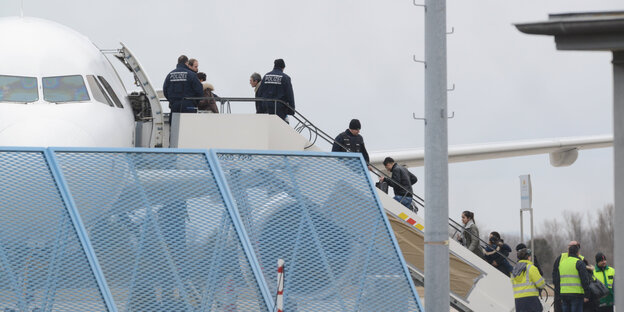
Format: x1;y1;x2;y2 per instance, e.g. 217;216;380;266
393;195;412;208
561;296;584;312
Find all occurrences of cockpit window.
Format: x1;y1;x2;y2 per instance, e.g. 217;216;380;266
0;75;38;103
97;76;123;108
42;75;90;103
86;75;113;107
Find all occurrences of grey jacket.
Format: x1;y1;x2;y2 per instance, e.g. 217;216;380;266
462;223;484;258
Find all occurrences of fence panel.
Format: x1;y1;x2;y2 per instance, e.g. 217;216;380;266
52;149;271;311
0;149;110;311
213;151;422;312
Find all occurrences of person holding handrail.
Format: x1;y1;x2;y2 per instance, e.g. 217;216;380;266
332;119;370;164
456;211;484;258
484;231;512;276
256;59;295;122
379;157;417;209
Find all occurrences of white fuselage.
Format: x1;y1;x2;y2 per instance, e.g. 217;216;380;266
0;17;135;147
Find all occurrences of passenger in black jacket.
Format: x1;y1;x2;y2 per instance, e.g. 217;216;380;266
379;157;415;208
332;119;369;163
163;55;203;114
256;59;295;121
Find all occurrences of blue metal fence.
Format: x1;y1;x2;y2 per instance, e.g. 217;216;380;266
0;147;422;311
212;150;422;312
0;149;110;311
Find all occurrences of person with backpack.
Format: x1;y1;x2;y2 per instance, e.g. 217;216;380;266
379;157;417;208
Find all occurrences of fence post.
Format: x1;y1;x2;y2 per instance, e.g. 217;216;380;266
276;259;285;312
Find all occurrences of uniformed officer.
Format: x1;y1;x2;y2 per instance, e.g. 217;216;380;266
256;59;295;122
331;119;370;163
163;55;203;114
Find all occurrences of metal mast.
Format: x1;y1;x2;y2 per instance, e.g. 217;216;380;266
424;0;450;311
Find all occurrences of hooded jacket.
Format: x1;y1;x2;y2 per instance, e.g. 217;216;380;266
511;260;545;298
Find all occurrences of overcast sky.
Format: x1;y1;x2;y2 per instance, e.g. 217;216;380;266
2;0;622;241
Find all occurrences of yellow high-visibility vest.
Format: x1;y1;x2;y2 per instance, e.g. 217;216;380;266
559;256;584;294
560;252;584;262
593;266;614;288
511;260;545;298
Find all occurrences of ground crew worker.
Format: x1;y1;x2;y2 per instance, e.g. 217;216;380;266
555;244;591;312
511;248;545;312
553;240;585;312
593;252;615;312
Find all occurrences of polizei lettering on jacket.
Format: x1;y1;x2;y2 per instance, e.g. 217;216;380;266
264;74;283;85
169;71;188;82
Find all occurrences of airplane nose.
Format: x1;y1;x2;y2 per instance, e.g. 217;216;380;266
0;118;96;147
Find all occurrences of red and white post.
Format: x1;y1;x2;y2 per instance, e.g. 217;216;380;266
276;259;285;312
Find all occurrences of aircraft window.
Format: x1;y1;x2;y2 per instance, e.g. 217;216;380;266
97;76;123;108
86;75;113;107
42;75;90;103
0;75;38;103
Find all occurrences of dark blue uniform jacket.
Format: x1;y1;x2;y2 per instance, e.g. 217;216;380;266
256;67;295;120
163;64;203;113
331;129;370;163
